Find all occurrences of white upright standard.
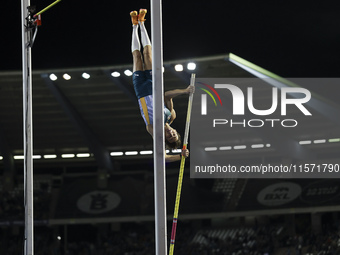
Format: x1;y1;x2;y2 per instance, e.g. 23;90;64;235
150;0;168;254
21;1;34;254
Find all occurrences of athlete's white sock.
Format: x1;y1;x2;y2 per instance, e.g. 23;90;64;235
139;22;151;47
131;25;140;53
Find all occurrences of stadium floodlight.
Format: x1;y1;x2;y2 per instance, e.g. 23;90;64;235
82;72;90;79
14;155;25;160
110;152;123;156
111;71;121;77
49;73;57;81
61;154;75;158
299;140;311;145
63;73;71;80
205;147;217;151
314;139;326;144
140;150;153;155
219;146;232;151
187;62;196;70
76;153;90;158
125;151;138;156
234;145;246;150
251;144;264;149
44;154;57;159
124;70;133;76
174;64;183;72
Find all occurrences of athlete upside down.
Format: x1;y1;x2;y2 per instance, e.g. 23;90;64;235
130;9;194;162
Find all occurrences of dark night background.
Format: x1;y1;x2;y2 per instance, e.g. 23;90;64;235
3;0;340;77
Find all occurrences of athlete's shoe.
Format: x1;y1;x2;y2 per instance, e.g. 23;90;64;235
139;9;147;23
130;10;138;25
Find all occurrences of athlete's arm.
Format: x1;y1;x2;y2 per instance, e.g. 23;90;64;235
165;149;189;162
164;85;194;122
164;85;194;104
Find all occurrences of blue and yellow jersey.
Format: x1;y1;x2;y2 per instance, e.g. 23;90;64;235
138;95;171;125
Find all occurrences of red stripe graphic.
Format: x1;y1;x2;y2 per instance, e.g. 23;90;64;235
198;82;223;106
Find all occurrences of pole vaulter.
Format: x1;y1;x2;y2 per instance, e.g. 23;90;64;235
129;4;194;254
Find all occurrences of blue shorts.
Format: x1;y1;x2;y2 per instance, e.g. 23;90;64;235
133;70;152;99
133;70;172;125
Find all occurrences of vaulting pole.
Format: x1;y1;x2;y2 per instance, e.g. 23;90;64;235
33;0;62;17
169;73;195;255
151;0;167;254
21;0;34;254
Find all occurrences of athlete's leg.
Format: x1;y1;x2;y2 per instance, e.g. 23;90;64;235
139;9;152;70
131;11;143;72
142;45;152;71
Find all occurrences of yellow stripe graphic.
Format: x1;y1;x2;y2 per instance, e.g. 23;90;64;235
140;97;150;125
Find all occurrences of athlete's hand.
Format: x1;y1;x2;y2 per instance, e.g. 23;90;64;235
182;149;189;158
186;85;195;95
